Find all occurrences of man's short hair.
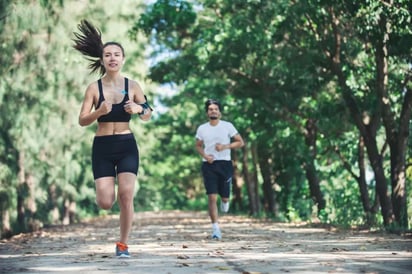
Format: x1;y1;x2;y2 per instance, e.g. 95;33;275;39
205;99;223;112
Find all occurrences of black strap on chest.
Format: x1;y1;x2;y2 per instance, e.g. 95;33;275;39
96;78;129;106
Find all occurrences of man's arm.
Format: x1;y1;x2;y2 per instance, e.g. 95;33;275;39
196;139;214;163
229;134;244;149
215;133;245;151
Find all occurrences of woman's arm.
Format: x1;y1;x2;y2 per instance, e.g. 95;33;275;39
124;79;152;121
78;82;109;126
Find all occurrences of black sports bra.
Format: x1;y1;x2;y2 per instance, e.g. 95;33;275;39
96;78;131;123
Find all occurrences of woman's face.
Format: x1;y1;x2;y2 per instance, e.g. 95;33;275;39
102;45;124;72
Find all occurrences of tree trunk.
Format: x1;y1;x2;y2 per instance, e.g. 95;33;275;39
357;136;371;213
241;143;259;215
328;8;394;226
374;14;410;227
364;130;394;226
16;154;40;233
62;199;77;225
331;58;393;226
63;198;70;225
304;119;325;214
231;152;244;212
26;173;40;231
389;78;412;227
338;81;394;225
258;145;277;217
334;135;375;224
48;184;60;224
17;151;26;233
69;201;76;224
356;135;381;226
251;143;261;213
1;210;12;239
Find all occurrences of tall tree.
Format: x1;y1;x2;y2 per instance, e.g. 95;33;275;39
132;0;411;228
281;0;412;226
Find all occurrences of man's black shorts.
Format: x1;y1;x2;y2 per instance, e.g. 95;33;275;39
201;160;233;197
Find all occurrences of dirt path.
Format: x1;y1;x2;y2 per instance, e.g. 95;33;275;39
0;210;411;274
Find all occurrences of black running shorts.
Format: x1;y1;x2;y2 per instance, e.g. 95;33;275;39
201;160;233;198
92;133;139;180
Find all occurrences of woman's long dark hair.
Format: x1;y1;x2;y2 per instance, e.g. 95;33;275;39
73;20;126;76
72;20;105;75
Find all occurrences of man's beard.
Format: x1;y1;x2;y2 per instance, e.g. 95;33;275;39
209;116;218;120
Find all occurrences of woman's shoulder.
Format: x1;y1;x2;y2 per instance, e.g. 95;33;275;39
86;79;100;89
84;80;99;95
127;78;144;98
127;78;143;89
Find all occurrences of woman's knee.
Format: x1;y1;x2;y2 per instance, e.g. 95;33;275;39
95;177;116;209
96;197;115;209
117;191;134;207
117;173;136;202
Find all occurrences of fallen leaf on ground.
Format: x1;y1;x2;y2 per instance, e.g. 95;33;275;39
215;266;231;270
331;247;348;252
177;254;190;259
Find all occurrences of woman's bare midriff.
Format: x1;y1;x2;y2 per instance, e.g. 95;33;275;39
95;122;132;136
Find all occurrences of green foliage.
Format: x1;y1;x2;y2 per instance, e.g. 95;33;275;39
320;177;370;227
1;0;411;237
130;0;411;229
0;0;151;236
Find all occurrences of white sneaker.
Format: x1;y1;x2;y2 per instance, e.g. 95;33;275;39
220;201;229;213
212;228;222;240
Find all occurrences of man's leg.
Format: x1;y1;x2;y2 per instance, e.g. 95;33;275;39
208;193;222;239
208;193;219;223
219;174;232;213
220;197;230;213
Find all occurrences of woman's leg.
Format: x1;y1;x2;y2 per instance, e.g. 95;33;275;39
95;177;116;210
117;172;137;244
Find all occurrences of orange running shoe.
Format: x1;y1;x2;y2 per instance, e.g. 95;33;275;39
115;242;130;258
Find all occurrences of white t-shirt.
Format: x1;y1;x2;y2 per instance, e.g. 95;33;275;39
195;120;238;161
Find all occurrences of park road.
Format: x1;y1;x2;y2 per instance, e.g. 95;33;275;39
0;210;411;274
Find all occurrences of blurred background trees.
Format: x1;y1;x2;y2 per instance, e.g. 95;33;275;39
0;0;411;238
